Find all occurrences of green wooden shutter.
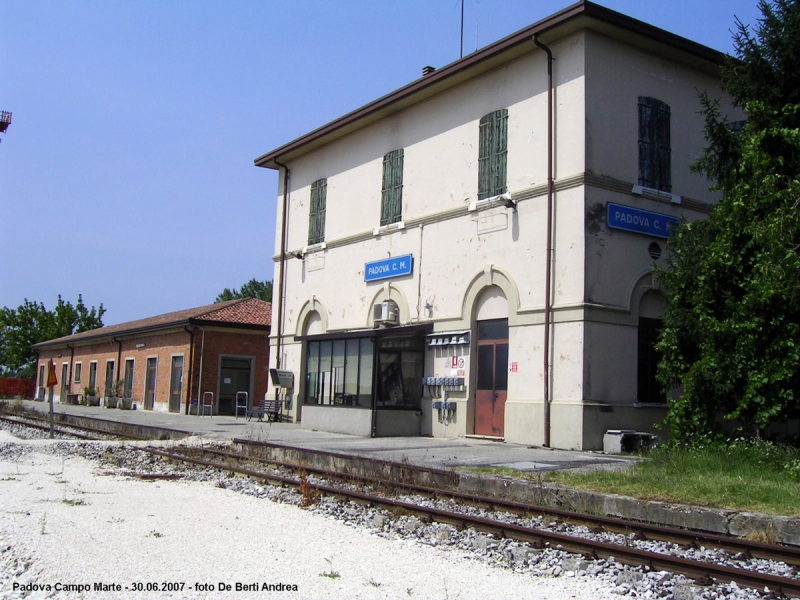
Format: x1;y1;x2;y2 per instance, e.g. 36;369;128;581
492;109;508;196
638;97;671;192
478;109;508;200
655;101;671;193
308;178;326;245
638;97;656;189
478;113;492;200
381;149;403;226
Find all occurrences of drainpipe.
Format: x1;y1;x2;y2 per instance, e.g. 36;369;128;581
112;337;122;385
183;326;195;415
196;326;205;416
534;34;554;448
67;344;74;395
273;158;291;371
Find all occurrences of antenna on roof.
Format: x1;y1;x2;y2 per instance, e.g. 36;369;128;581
460;0;465;58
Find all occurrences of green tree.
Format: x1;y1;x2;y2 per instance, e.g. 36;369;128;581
214;279;272;303
656;0;800;441
0;295;105;379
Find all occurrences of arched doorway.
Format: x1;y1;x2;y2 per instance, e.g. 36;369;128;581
474;286;509;437
637;290;667;403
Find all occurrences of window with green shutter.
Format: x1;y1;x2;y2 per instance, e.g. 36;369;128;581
308;178;327;245
478;108;508;200
380;149;404;226
638;97;671;193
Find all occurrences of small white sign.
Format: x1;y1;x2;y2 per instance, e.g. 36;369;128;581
224;377;232;384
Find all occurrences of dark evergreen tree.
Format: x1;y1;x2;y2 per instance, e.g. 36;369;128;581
657;0;800;441
214;279;272;303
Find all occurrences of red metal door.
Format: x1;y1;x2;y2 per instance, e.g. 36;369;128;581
474;319;508;437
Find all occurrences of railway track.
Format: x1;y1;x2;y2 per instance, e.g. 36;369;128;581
3;412;798;596
0;414;129;440
147;444;800;598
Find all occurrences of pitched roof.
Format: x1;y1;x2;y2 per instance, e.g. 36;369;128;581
254;0;724;170
33;298;271;349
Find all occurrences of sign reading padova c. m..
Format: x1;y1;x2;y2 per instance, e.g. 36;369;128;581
364;254;413;282
606;202;679;239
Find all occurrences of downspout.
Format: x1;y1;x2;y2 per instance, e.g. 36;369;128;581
67;344;75;393
113;337;122;386
196;326;205;415
534;34;554;448
183;326;195;415
273;158;291;370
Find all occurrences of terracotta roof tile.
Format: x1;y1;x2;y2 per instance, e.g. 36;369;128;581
33;299;271;348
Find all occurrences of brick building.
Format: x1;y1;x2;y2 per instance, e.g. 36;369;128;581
32;299;271;416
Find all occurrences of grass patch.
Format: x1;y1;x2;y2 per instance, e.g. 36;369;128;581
545;439;800;517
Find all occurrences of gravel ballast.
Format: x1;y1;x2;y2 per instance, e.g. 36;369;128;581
0;432;626;600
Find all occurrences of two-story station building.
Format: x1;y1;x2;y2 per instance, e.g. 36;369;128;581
254;1;739;450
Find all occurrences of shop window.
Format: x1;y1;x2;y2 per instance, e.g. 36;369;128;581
308;178;327;245
638;97;671;193
305;338;374;407
478;109;508;200
380;149;404;226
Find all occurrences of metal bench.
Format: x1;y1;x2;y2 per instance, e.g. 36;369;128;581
246;398;281;422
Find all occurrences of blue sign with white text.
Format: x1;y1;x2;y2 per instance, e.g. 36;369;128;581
606;202;679;239
364;254;413;282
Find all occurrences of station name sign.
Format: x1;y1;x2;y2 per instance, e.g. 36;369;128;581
606;202;679;239
364;254;413;282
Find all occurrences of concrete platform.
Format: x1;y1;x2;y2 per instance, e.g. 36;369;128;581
15;399;635;473
9;399;800;545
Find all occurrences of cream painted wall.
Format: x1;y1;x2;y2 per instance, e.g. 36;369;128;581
266;24;729;449
584;31;739;201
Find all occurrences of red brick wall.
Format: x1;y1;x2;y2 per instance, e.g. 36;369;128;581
36;326;270;415
190;329;271;412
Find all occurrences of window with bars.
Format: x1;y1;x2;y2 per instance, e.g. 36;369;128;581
308;178;327;245
380;149;404;226
638;97;671;193
478;108;508;200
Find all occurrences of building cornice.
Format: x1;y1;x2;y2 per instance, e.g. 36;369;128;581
255;1;724;170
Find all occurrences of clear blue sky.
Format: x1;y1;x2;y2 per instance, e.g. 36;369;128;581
1;0;762;325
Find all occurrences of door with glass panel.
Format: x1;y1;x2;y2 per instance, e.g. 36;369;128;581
144;357;157;410
474;319;508;437
169;356;183;413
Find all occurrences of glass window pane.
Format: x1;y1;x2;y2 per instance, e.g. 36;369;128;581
358;339;373;407
319;341;332;372
478;320;508;340
332;340;345;368
477;346;494;390
307;342;319;373
494;343;508;391
401;350;423;408
344;339;359;398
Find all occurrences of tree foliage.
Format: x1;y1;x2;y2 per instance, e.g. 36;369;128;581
0;295;105;379
214;279;272;304
656;0;800;441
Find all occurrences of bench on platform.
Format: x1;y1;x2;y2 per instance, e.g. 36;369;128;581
246;399;281;422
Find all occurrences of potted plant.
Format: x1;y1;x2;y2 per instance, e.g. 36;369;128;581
82;386;100;406
104;380;124;408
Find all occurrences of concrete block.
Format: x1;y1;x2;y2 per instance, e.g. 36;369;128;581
729;513;800;546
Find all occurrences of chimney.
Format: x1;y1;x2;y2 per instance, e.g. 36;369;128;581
422;65;436;77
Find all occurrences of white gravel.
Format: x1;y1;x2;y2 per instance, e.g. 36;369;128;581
0;431;623;600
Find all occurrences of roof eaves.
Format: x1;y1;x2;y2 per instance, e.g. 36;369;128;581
254;0;724;170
